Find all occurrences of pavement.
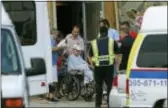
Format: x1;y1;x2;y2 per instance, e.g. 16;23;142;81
29;96;107;107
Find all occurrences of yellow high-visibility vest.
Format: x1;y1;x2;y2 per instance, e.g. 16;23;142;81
91;38;115;67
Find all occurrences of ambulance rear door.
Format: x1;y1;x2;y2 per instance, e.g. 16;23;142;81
3;1;52;96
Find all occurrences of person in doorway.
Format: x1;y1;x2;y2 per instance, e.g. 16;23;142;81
47;28;61;103
89;26;120;108
68;44;94;85
64;25;84;55
98;19;120;41
118;21;135;70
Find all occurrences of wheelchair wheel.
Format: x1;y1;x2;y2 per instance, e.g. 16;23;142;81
81;82;95;102
60;75;81;101
60;75;72;97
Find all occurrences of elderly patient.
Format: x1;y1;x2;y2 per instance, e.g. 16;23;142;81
68;44;94;84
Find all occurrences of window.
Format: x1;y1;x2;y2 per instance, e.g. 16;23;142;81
137;34;168;68
1;28;21;74
3;1;37;46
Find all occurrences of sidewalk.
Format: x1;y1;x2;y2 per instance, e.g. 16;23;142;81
29;96;94;107
29;96;107;107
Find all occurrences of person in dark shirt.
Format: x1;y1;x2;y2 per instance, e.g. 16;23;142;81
88;26;120;108
119;21;135;70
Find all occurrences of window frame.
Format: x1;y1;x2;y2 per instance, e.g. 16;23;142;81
1;28;22;74
3;1;37;46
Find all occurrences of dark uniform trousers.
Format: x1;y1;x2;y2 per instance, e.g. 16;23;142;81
94;64;114;107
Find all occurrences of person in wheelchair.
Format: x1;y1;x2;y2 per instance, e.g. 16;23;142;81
67;44;94;85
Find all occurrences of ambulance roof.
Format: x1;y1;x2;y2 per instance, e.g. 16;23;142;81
140;6;167;32
1;4;13;26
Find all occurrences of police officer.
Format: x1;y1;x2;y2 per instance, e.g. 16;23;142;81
89;26;120;108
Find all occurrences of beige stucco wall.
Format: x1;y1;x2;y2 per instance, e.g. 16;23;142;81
117;1;167;22
47;2;57;29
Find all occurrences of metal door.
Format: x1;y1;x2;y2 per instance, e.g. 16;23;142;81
82;2;103;60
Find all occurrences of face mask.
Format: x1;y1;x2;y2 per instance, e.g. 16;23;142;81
100;26;108;37
100;26;107;32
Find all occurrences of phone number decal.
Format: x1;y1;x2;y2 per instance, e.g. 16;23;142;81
129;79;167;87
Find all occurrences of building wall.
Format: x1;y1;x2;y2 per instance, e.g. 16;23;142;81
47;2;57;30
85;2;102;40
104;2;117;29
117;1;166;22
47;1;104;40
104;1;167;31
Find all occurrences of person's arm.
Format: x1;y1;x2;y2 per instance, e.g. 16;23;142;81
109;29;120;41
52;46;61;52
51;39;62;52
88;46;94;67
114;40;121;71
57;39;68;49
113;30;120;42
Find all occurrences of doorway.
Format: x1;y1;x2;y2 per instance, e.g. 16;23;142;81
56;2;83;37
56;1;102;60
83;2;102;41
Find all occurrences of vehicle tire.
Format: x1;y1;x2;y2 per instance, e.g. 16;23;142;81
60;75;81;101
153;99;165;108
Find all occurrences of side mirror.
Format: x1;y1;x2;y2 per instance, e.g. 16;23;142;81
25;58;46;77
153;99;167;108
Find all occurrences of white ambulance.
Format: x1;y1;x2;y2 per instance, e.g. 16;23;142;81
126;6;167;107
1;1;52;107
109;5;167;108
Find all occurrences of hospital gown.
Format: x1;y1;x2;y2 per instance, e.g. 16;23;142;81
68;55;94;84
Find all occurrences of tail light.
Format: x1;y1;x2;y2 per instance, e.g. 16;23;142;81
5;98;23;108
126;79;129;95
113;75;118;87
112;75;127;93
41;82;46;86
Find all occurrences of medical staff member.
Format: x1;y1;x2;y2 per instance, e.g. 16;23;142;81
89;26;120;108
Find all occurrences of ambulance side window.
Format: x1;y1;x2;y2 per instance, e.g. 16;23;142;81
137;34;167;68
3;1;36;46
1;28;21;74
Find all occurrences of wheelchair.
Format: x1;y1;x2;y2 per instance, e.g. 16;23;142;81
79;66;95;102
59;55;95;101
69;68;95;102
58;56;81;101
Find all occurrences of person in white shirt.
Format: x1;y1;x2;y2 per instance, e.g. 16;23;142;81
65;25;84;55
57;25;84;56
68;44;94;84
